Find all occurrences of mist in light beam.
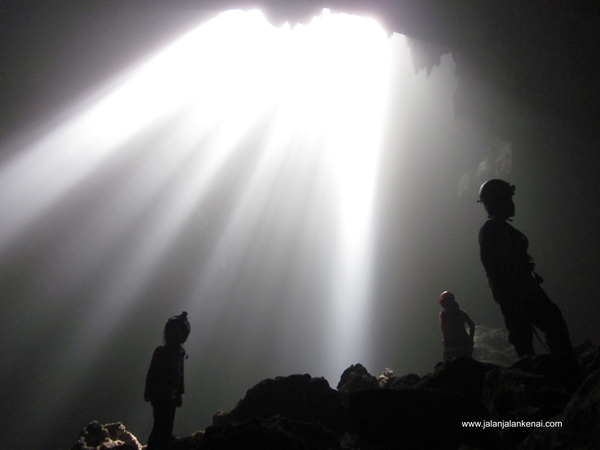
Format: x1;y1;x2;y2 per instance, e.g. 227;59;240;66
0;9;410;448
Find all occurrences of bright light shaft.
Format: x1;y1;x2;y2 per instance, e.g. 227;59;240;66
0;9;394;419
294;12;393;380
180;10;394;381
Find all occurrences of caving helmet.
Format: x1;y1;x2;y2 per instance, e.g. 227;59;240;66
478;179;515;204
164;311;191;344
438;291;456;307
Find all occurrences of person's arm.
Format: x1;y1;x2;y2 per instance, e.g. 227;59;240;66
440;311;449;343
464;313;475;342
176;350;185;407
144;347;162;402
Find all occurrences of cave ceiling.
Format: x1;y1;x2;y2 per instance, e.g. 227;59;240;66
0;0;598;142
215;0;600;140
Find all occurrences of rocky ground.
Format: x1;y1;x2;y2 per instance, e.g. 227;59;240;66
71;341;600;450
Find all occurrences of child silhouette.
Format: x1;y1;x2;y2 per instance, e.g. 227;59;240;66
144;312;190;450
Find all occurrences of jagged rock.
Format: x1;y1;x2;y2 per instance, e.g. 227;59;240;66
417;357;498;399
71;421;141;450
168;432;205;450
376;367;396;388
482;358;573;449
337;363;379;393
377;368;423;390
389;372;422;389
213;374;349;432
377;368;421;389
576;340;600;380
511;354;581;391
202;416;342;450
70;343;600;450
349;388;492;450
519;368;600;450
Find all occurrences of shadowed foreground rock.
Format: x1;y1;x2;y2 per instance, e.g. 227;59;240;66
519;344;600;450
213;374;349;432
73;342;600;450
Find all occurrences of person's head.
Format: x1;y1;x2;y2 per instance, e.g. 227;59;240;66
439;291;458;309
163;311;190;346
478;179;515;219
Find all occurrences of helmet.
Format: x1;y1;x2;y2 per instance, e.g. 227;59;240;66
438;291;455;305
478;179;515;204
165;311;191;343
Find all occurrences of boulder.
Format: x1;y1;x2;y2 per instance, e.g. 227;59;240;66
519;368;600;450
71;421;141;450
337;363;379;393
349;387;492;450
417;357;498;399
213;374;349;432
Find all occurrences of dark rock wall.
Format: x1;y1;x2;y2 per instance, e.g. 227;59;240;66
74;343;600;449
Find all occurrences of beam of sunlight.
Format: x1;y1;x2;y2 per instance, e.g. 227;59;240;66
0;9;401;434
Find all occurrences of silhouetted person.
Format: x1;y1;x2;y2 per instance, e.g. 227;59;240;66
478;179;573;357
439;291;475;361
145;312;190;450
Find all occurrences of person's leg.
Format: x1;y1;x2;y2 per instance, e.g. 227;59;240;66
148;401;176;450
500;301;535;356
526;286;573;356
